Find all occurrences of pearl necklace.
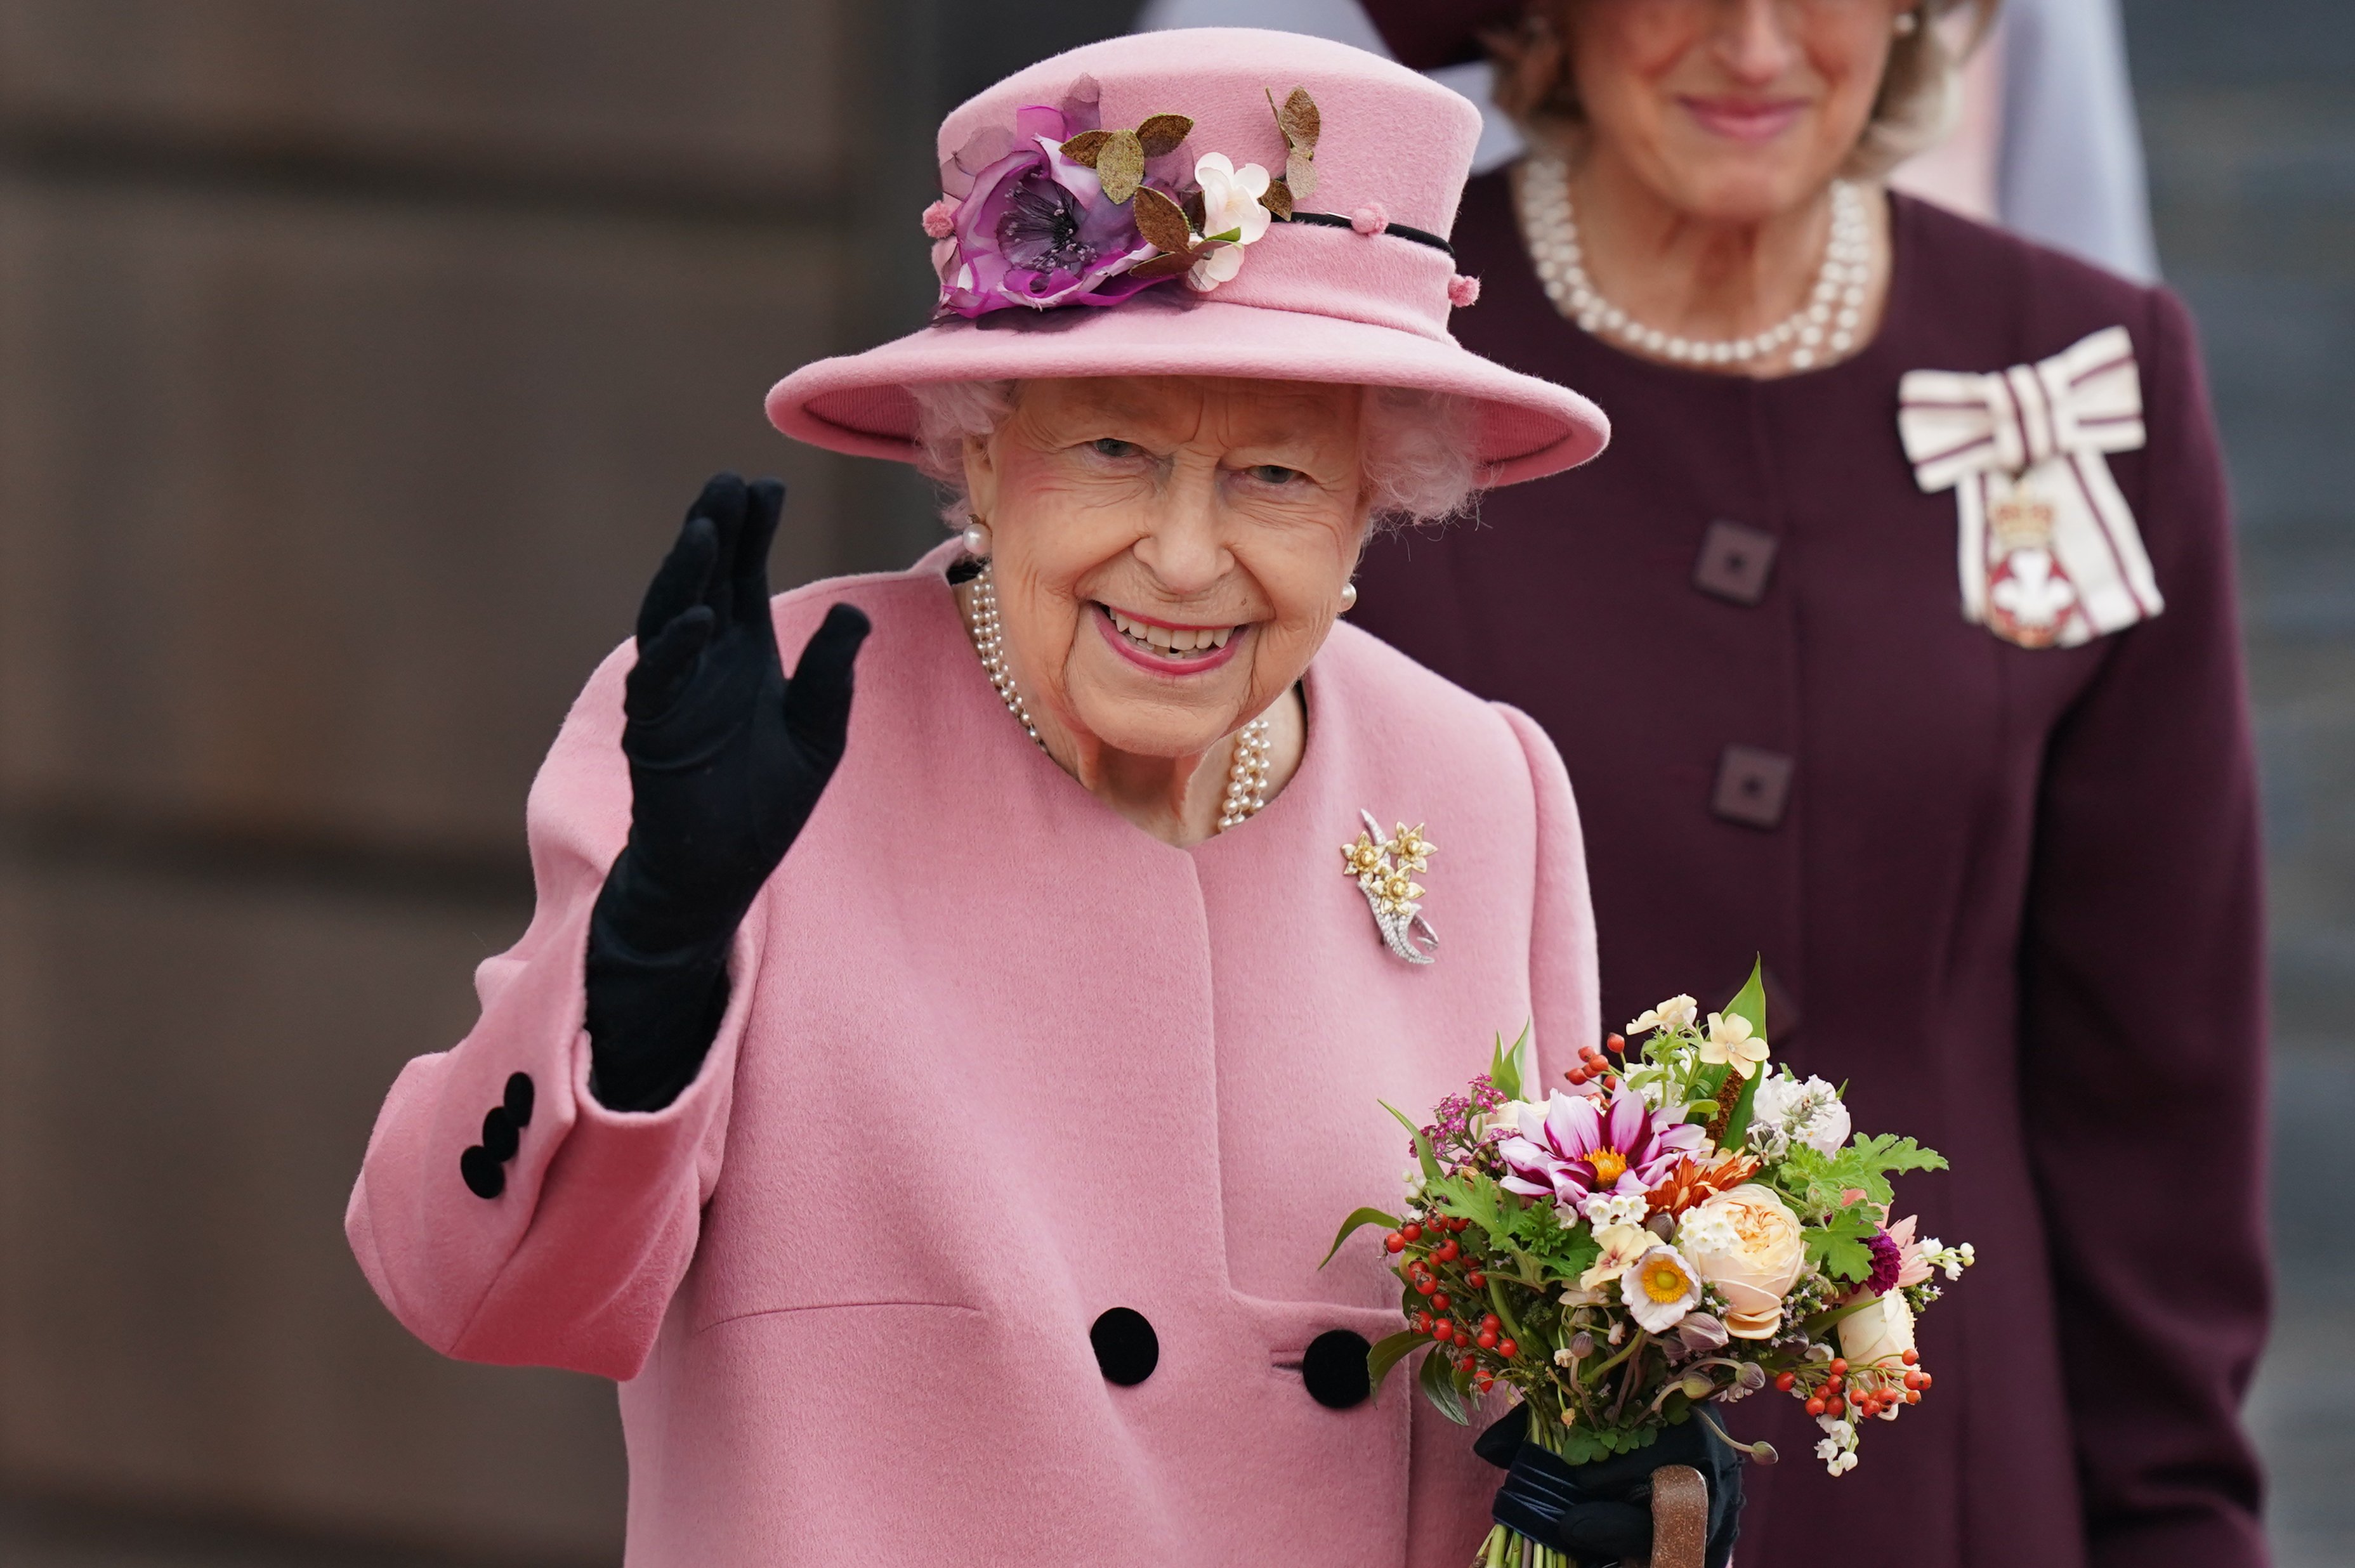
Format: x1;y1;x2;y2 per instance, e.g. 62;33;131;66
1517;151;1871;371
961;561;1273;833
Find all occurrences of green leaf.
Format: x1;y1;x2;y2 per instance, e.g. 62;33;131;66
1491;1024;1532;1103
1367;1330;1424;1402
1382;1101;1443;1184
1419;1337;1471;1425
1320;1206;1401;1269
1722;955;1768;1038
1803;1204;1880;1282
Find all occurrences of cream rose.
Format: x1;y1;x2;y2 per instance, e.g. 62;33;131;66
1677;1183;1806;1339
1837;1291;1917;1368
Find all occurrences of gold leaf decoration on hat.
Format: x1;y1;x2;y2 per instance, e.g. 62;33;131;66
1260;178;1295;219
1271;86;1320;202
1136;114;1195;157
1127;251;1198;282
1059;129;1112;166
1093;129;1147;204
1130;186;1195;255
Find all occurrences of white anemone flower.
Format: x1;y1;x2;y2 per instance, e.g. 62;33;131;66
1186;152;1273;291
1620;1245;1702;1333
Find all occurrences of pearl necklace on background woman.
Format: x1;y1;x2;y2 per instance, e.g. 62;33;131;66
1517;150;1871;371
959;548;1273;834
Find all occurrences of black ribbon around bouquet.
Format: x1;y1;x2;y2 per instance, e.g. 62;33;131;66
1478;1406;1746;1568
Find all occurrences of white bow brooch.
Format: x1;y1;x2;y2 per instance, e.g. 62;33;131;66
1897;325;2161;649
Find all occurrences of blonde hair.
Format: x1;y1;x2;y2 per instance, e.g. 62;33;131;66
906;379;1485;530
1485;0;2000;180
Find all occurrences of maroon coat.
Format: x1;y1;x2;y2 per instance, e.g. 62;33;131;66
1353;176;2269;1568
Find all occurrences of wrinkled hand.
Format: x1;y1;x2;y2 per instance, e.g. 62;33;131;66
605;473;870;954
584;474;869;1111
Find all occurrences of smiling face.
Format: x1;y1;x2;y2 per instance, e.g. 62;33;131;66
1558;0;1905;224
962;376;1368;765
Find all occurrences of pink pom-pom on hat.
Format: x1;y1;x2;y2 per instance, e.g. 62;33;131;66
769;28;1608;488
921;199;959;240
1448;273;1481;308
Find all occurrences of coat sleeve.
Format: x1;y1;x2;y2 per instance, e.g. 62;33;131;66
343;641;764;1381
1406;701;1604;1565
1497;701;1604;1083
2017;285;2270;1568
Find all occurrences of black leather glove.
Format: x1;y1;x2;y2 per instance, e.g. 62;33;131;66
584;473;870;1111
1479;1405;1745;1568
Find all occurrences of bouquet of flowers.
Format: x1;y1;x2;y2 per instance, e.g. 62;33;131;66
1327;963;1973;1567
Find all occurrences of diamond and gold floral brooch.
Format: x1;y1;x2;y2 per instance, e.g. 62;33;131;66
1342;810;1438;965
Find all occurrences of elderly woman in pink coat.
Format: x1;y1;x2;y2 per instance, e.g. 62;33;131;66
348;29;1617;1568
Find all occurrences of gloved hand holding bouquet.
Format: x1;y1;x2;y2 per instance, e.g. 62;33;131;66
1327;962;1974;1568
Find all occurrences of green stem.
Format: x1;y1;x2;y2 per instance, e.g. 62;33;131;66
1580;1329;1646;1387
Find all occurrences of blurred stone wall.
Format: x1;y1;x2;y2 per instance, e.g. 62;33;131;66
2123;3;2355;1564
0;2;1139;1562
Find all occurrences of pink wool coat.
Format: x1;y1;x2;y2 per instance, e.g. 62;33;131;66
347;544;1601;1567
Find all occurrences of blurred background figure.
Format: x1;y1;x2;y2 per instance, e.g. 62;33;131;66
0;3;2347;1566
1139;0;2159;277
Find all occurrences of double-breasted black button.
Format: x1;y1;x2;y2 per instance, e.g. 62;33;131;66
1693;521;1779;606
458;1144;506;1200
1302;1329;1372;1409
1090;1307;1159;1386
1712;745;1794;830
459;1071;537;1199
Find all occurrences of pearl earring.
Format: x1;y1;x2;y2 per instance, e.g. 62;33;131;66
1340;582;1358;611
1893;9;1919;34
961;516;992;558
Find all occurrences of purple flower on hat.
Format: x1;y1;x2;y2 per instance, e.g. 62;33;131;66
935;95;1162;318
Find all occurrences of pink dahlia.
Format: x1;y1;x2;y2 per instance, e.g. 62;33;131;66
1497;1086;1707;1210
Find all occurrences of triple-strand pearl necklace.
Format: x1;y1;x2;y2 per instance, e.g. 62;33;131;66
961;561;1274;833
1518;151;1870;372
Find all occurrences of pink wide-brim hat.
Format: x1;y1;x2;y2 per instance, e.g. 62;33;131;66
766;28;1608;486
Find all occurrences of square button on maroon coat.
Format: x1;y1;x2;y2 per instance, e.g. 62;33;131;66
1352;177;2270;1568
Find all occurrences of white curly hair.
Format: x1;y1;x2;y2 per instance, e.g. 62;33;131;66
906;379;1486;530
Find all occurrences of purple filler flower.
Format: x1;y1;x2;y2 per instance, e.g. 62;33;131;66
936;103;1160;318
1497;1085;1706;1211
1864;1229;1904;1296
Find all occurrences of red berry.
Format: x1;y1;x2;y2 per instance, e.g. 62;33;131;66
1825;1397;1845;1417
1825;1373;1844;1391
1431;1293;1450;1312
1497;1338;1518;1358
1805;1397;1826;1416
1905;1390;1920;1404
1606;1033;1627;1054
1384;1233;1405;1253
1466;1271;1487;1287
1436;1239;1460;1263
1828;1357;1848;1375
1917;1373;1933;1388
1476;1330;1498;1349
1774;1371;1797;1392
1902;1371;1924;1390
1479;1313;1500;1332
1414;1313;1432;1332
1415;1278;1436;1296
1566;1064;1589;1085
1432;1321;1452;1342
1401;1222;1422;1241
1476;1376;1495;1394
1901;1349;1919;1366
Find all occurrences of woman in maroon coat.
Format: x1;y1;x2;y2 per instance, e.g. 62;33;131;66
1347;3;2269;1567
